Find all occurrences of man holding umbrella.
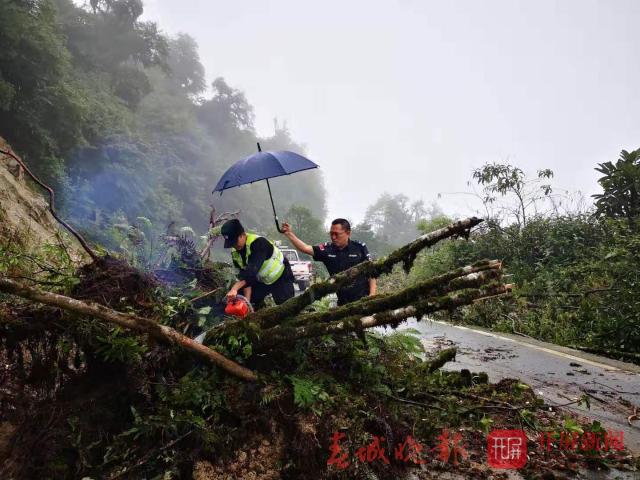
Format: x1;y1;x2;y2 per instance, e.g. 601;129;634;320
212;143;320;310
221;219;295;310
282;218;376;306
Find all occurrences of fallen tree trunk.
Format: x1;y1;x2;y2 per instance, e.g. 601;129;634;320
254;283;512;350
210;260;502;341
250;216;484;328
0;277;257;381
287;260;502;328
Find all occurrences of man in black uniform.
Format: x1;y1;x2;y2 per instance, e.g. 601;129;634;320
281;218;376;306
221;219;295;310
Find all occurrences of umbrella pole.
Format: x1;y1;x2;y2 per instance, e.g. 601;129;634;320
266;178;284;233
260;143;284;232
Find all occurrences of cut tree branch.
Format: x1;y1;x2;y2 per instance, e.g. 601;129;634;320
0;277;257;381
209;260;502;341
288;261;502;328
425;347;457;373
250;217;484;328
253;283;512;350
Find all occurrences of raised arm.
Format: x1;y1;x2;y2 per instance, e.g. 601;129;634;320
281;222;314;256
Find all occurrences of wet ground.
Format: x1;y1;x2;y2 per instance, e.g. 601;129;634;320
400;319;640;456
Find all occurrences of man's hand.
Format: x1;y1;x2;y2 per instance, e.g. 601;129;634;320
281;222;292;236
226;288;238;301
280;222;314;256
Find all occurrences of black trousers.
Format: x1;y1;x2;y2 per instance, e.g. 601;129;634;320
244;260;295;310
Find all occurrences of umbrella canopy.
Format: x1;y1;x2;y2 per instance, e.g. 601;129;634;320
212;143;319;232
212;150;318;193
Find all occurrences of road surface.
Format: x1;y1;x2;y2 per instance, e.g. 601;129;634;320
399;319;640;455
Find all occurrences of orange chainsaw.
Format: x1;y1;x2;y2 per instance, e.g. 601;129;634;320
224;294;253;319
194;295;253;344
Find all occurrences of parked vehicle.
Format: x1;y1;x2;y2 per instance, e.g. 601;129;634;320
279;245;313;291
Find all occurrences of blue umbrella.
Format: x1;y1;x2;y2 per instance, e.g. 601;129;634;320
213;143;319;232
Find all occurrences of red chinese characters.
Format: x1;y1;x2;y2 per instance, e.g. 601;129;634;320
327;429;475;469
538;430;625;453
433;429;468;465
327;432;350;470
487;430;527;469
328;432;431;468
394;435;427;464
355;436;390;465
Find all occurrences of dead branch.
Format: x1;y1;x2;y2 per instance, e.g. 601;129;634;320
0;277;257;381
201;209;240;258
289;261;502;328
385;393;446;412
0;148;98;262
425;347;457;373
189;288;222;304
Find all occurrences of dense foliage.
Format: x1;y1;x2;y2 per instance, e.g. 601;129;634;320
0;234;539;479
0;0;326;251
408;154;640;359
593;148;640;229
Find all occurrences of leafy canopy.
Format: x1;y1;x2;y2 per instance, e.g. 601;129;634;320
593;148;640;228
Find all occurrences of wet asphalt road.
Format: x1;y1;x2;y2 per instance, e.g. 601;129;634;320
398;319;640;455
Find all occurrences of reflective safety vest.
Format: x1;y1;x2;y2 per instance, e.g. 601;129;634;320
231;233;285;285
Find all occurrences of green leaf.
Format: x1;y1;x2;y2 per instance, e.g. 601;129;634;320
563;417;584;434
480;416;494;433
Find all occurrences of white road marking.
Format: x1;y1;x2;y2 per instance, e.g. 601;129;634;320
429;320;622;372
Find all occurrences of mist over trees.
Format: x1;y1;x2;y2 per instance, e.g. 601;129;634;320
348;193;443;257
0;0;326;247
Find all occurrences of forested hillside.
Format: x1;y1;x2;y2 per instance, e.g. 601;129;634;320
0;0;326;248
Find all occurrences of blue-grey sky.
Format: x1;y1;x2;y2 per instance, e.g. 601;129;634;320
143;0;639;223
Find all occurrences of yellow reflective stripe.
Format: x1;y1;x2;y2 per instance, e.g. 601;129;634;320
257;245;285;285
232;233;285;285
258;262;283;284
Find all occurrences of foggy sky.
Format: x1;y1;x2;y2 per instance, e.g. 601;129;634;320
142;0;640;224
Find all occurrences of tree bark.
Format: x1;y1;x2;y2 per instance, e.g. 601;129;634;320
425;347;457;373
287;260;502;328
0;277;257;381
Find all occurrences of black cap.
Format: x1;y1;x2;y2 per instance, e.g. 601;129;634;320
221;219;244;248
